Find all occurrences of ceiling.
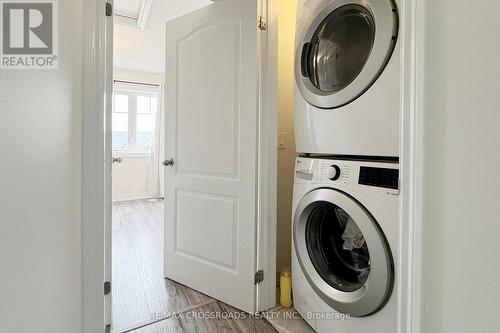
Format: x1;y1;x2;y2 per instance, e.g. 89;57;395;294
113;0;213;73
114;0;143;18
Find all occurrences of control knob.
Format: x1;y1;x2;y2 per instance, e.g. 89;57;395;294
326;165;341;181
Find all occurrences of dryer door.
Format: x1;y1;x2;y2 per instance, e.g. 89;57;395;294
295;0;398;109
293;188;394;316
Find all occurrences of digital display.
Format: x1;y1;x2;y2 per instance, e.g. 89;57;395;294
359;167;399;190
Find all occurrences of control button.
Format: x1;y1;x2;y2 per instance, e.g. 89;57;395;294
326;165;341;181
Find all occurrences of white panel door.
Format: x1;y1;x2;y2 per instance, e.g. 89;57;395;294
164;0;258;313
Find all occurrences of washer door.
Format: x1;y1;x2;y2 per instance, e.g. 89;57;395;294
295;0;398;109
293;188;394;316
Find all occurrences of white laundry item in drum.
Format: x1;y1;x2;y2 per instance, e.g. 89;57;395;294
342;218;366;250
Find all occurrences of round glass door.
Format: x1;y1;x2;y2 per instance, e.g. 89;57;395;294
295;0;398;109
304;5;375;93
305;203;370;293
294;188;394;316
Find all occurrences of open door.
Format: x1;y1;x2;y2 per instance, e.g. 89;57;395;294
164;0;259;313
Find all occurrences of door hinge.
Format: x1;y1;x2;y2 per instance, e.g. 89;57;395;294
254;270;264;284
105;2;113;17
104;281;111;295
258;16;267;31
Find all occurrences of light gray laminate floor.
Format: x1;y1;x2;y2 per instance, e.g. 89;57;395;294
112;199;276;333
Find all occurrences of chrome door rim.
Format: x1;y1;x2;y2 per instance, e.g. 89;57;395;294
293;188;394;316
295;0;398;109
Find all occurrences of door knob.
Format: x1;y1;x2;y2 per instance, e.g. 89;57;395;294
163;159;175;167
113;157;123;164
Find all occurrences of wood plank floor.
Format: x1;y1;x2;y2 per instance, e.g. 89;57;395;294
132;302;277;333
112;199;276;333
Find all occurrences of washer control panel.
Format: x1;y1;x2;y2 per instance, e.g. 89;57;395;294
296;158;353;185
295;157;399;194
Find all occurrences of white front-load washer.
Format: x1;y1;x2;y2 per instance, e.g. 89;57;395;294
294;0;400;157
292;156;399;333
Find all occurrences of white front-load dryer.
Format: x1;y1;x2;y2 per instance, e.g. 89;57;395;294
292;156;399;333
294;0;400;157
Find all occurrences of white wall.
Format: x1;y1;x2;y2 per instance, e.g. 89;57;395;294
114;0;212;72
112;154;153;201
276;0;298;277
421;0;500;332
0;0;83;332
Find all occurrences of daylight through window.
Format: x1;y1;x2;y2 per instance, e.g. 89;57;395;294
112;87;159;153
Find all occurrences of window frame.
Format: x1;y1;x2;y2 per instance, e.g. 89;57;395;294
112;85;159;155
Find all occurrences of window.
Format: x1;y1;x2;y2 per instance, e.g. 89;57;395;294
112;87;159;153
136;95;158;152
113;94;129;151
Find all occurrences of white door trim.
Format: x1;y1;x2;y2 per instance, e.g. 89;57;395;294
398;0;425;332
82;0;278;331
104;0;114;326
256;0;278;312
82;0;107;332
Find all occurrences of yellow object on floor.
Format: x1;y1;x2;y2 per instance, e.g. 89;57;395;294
280;272;293;308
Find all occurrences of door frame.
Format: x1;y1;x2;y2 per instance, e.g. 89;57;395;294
82;0;278;331
397;0;426;332
82;0;109;332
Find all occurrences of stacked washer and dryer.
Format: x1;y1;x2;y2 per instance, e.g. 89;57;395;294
291;1;401;333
